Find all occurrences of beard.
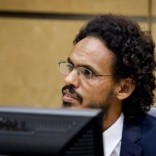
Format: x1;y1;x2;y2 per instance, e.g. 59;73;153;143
62;85;116;116
62;101;72;107
62;85;118;131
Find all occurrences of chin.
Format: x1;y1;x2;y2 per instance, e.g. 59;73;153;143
62;102;72;107
63;101;82;108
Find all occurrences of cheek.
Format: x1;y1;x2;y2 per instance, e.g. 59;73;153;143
90;86;108;103
81;80;113;104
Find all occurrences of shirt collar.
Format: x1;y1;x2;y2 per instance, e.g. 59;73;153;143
103;113;124;156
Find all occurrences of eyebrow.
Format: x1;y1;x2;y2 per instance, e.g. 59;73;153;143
67;57;101;75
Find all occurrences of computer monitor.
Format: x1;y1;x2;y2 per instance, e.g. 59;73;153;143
0;107;104;156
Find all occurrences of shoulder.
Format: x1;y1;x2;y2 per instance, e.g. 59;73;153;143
122;113;156;155
123;113;156;141
140;114;156;155
123;113;156;137
144;112;156;125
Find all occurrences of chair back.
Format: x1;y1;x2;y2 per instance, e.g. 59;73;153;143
148;107;156;117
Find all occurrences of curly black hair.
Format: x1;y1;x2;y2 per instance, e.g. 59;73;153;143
73;14;156;121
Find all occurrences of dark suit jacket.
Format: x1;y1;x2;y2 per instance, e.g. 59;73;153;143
120;114;156;156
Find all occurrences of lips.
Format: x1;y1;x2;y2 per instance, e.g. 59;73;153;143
62;90;79;103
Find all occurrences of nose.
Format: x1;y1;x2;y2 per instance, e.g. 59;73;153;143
64;69;79;88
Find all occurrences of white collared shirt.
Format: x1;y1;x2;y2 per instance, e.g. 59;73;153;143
103;113;124;156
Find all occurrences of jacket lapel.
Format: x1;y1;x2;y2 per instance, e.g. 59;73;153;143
120;114;155;156
120;119;143;156
120;135;142;156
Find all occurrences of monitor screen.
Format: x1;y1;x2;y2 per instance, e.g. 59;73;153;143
0;107;104;156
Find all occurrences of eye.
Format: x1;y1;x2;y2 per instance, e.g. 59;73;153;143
79;67;93;79
66;63;73;72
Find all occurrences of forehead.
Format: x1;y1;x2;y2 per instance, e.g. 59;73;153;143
70;37;114;72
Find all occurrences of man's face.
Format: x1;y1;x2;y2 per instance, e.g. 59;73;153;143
62;36;118;110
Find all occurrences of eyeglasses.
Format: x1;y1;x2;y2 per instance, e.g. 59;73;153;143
58;60;112;79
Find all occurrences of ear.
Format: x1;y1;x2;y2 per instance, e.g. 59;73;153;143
115;78;135;100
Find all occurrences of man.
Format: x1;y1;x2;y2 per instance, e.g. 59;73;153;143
59;14;156;156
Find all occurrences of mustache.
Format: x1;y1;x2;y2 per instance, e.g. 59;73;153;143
62;85;83;104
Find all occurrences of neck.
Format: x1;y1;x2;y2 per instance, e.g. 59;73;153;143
102;107;122;131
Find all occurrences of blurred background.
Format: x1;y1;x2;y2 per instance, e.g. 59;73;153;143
0;0;156;108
